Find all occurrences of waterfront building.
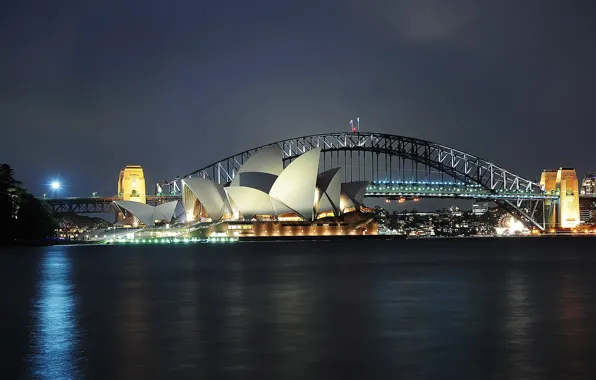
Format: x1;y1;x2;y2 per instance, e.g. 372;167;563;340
579;197;596;224
581;172;596;195
472;202;489;216
181;146;375;237
577;172;596;224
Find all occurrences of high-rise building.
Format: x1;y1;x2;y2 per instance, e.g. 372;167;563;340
579;198;596;223
540;169;558;229
581;172;596;195
556;168;580;229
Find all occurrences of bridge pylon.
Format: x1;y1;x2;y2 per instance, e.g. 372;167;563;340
117;165;146;204
556;168;580;229
540;170;558;230
116;165;147;224
539;168;580;230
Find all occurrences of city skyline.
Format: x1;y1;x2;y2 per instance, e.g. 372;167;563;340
2;1;595;196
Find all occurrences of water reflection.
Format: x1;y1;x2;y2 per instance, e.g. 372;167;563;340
117;253;152;379
7;240;596;379
505;268;540;380
171;259;201;373
372;269;477;378
270;255;320;376
557;271;587;377
220;259;249;374
30;247;80;379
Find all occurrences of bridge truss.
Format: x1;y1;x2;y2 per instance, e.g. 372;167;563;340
178;132;553;230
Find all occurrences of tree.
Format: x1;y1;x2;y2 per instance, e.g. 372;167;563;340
0;164;20;240
0;164;22;189
14;192;57;240
0;164;56;242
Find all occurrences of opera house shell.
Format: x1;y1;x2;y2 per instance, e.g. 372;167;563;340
181;146;370;223
113;200;180;227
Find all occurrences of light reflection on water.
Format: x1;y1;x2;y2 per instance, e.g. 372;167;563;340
4;239;596;379
116;253;151;380
505;268;540;380
30;247;80;380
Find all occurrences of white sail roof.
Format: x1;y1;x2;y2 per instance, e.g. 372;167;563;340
339;192;356;213
341;181;368;205
270;197;294;216
154;201;179;222
225;186;293;219
114;200;181;226
182;178;231;221
316;168;341;214
231;172;278;193
113;200;156;226
230;145;283;186
269;148;321;220
173;201;186;221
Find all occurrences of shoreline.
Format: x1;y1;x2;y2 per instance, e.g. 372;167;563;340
0;239;99;247
4;233;596;247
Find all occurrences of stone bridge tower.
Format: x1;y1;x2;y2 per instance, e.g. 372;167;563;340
117;165;146;204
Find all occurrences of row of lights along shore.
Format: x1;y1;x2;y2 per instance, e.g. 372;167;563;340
107;237;239;244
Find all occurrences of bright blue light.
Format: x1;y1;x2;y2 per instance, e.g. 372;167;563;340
50;181;61;190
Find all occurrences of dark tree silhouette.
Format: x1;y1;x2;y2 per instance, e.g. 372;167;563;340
0;164;20;240
0;164;57;242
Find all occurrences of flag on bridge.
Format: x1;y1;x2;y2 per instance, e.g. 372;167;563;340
350;120;355;132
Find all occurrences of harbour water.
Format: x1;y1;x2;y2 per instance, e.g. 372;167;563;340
2;238;596;379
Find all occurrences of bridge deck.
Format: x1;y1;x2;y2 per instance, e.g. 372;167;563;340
42;181;561;214
365;182;559;200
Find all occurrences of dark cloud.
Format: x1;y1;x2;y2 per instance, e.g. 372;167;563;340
1;0;595;199
348;0;477;44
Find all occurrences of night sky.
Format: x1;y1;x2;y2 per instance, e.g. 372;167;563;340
2;1;595;198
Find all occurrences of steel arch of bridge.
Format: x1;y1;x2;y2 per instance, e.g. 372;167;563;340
178;132;551;230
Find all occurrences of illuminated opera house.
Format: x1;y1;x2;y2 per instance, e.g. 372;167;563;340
181;146;377;237
111;146;376;238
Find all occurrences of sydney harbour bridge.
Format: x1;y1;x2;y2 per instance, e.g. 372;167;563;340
45;132;559;230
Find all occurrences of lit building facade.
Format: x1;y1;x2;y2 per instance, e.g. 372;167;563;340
578;172;596;224
579;198;596;223
556;168;580;229
118;165;146;204
580;172;596;195
472;202;489;216
190;218;378;238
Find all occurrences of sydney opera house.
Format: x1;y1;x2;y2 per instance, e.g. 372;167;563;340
114;146;377;238
182;146;376;237
113;199;181;228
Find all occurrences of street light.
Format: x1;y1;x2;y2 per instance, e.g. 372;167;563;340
50;181;61;190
